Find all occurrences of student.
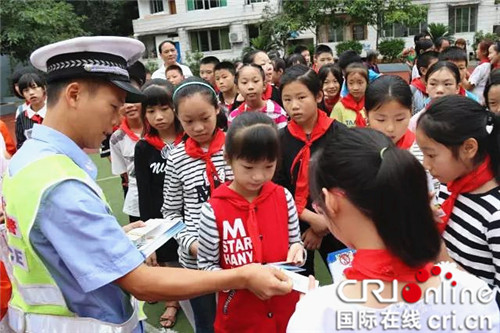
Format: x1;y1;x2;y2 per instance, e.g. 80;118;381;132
331;63;368;128
337;50;381;98
410;51;439;114
271;57;286;87
434;37;450;53
489;41;500;70
15;73;47;149
4;36;292;333
364;50;380;74
275;65;346;277
285;54;307;68
455;38;467;51
11;67;36;119
466;40;493;104
312;44;334;72
152;40;193;79
198;112;303;333
200;56;220;90
411;38;435;80
294;45;311;66
287;127;500;332
165;64;185;86
408;61;462;132
214;61;238;113
416;95;500;305
134;80;183;329
228;64;288;129
484;69;500;113
318;64;343;116
439;46;479;102
161;77;234;333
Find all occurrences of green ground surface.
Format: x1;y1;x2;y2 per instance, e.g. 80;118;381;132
91;153;333;332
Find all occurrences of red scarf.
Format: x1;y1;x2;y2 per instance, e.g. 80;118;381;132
410;78;427;95
185;129;225;194
144;132;183;151
236;101;267;113
344;249;433;283
262;83;273;101
120;118;140;142
479;59;490;65
459;87;469;97
340;94;366;127
439;155;494;234
24;111;43;124
396;129;416;150
288;110;333;214
323;95;339;114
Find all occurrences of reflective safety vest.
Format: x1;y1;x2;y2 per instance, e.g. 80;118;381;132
2;154;140;333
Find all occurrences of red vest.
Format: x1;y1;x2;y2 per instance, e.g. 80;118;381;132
209;182;300;333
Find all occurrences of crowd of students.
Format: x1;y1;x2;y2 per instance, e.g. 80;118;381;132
2;35;500;332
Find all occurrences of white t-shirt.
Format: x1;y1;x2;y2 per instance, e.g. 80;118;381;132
151;62;193;80
468;62;491;105
411;64;420;81
287;262;499;333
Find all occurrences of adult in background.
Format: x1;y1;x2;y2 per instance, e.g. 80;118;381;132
464;40;493;104
152;40;193;80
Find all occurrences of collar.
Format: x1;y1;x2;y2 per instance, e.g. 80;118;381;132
31;124;98;180
26;102;47;119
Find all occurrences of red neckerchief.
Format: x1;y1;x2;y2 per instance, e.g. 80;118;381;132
439;155;494;234
312;63;319;73
411;78;427;95
479;59;490;65
340;94;366;127
324;95;339;114
288;109;333;214
120;118;140;142
344;249;433;283
396;129;416;150
236;101;266;113
459;87;467;97
24;110;43;124
144;132;183;151
185;129;225;194
262;83;273;101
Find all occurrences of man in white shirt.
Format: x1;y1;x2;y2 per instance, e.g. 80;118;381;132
152;40;193;79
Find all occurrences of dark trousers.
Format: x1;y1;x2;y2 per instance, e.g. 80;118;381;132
189;293;216;333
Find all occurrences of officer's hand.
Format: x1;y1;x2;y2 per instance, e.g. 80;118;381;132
240;264;292;300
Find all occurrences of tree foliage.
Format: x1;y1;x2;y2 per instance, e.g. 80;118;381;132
378;38;405;62
1;0;86;62
336;41;363;55
427;23;453;41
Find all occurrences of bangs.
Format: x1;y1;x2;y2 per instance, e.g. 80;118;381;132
142;85;173;109
18;73;46;92
231;124;279;162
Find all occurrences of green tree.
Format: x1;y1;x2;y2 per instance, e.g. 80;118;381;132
427;23;453;41
1;0;86;63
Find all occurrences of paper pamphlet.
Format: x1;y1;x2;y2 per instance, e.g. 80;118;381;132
327;248;356;284
280;269;319;294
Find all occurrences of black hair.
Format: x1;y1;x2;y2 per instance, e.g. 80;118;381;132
366;50;379;63
414;31;430;44
484;69;500;109
127;61;146;87
415;39;434;55
280;64;321;96
425;61;460;85
365;75;412;114
434;37;449;51
46;77;108;107
214;61;236;76
235;63;265;83
315;44;333;57
310;127;441;267
493;41;500;54
158;40;177;54
417;95;500;182
242;49;265;65
172;76;218;112
18;73;46;95
318;64;344;90
345;63;368;83
439;46;468;65
141;83;181;136
272;57;286;73
478;40;494;59
200;56;220;66
165;64;183;76
142;78;174;92
285;54;307;68
338;50;362;71
294;45;309;54
11;67;38;99
416;51;439;77
225;111;279;162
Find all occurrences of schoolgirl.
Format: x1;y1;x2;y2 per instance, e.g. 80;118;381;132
228;64;288;129
161;77;233;333
275;65;346;276
197;112;303;333
466;40;493;104
484;69;500;113
318;64;343;116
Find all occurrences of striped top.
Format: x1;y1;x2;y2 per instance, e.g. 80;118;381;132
197;187;302;271
439;184;500;293
161;141;233;269
228;100;288;129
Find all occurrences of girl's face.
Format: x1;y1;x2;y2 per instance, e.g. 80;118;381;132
230;158;277;196
22;83;45;106
323;72;340;99
253;52;274;84
488;45;499;65
416;128;469;183
237;67;265;105
488;85;500;113
346;72;367;101
177;93;218;147
145;104;175;132
368;100;411;144
166;70;184;86
282;81;322;126
426;68;460;99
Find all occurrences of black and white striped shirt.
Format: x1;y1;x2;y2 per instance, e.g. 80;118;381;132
161;142;233;269
197;187;302;271
439;184;500;292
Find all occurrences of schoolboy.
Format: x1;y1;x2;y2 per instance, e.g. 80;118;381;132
165;64;185;86
411;51;439;114
272;57;286;87
3;36;292;332
337;50;381;97
199;56;220;89
214;61;237;111
313;44;334;72
439;46;479;102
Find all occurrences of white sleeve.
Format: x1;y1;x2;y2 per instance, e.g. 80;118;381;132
468;63;489;86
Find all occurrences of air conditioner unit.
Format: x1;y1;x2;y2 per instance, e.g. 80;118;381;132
229;32;243;44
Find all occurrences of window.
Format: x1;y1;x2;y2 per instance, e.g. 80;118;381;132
150;0;164;13
352;25;366;40
186;0;227;10
246;0;268;4
383;21;428;38
190;28;230;52
449;5;477;33
408;22;428;36
168;0;177;14
328;25;344;43
247;24;260;40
